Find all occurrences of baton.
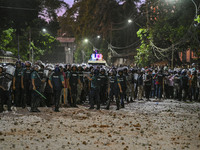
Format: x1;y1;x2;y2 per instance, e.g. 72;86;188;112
34;89;47;99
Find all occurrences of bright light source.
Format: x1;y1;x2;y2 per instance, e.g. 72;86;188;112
84;39;89;43
128;19;132;23
42;28;47;32
97;35;101;39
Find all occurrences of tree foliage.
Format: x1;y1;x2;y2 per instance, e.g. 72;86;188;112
61;0;141;63
136;0;200;66
0;0;67;61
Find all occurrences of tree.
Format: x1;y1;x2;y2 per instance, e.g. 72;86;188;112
135;0;200;66
0;0;67;60
60;0;142;63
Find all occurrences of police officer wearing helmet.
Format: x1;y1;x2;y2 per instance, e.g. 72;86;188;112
21;61;32;108
99;68;108;105
87;69;101;110
13;61;23;107
67;65;82;107
31;65;42;112
106;69;120;110
48;66;65;112
117;69;126;108
77;65;85;104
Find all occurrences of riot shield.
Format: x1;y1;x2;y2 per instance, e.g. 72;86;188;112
40;69;49;93
1;65;16;91
5;65;15;76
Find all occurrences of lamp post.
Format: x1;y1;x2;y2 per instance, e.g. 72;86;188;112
84;38;96;50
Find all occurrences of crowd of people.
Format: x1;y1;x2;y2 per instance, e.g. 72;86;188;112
0;60;200;113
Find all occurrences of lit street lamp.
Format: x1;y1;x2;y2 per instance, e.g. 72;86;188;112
128;19;133;24
42;28;47;33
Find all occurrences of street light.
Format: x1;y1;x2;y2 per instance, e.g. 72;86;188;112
128;19;133;24
42;28;47;33
84;39;89;43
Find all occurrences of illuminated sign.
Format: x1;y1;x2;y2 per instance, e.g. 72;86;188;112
90;50;103;61
91;53;103;61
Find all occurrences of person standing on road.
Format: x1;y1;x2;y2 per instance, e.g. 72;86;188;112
87;69;101;110
144;69;152;101
21;61;32;108
31;65;42;112
99;68;108;105
106;70;121;110
48;66;65;112
67;65;82;107
117;69;126;108
13;61;23;107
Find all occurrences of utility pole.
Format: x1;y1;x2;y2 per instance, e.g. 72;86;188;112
29;28;31;61
146;0;150;29
171;44;174;69
17;33;20;60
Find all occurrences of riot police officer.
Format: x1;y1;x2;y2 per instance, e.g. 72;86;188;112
106;70;120;110
31;65;42;112
13;61;23;107
99;68;108;105
67;65;82;107
117;69;126;108
48;66;65;112
77;65;85;104
87;69;101;110
21;61;32;108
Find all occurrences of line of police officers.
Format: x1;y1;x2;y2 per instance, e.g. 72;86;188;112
0;61;200;113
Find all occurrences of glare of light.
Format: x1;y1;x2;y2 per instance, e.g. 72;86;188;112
84;39;89;43
97;35;101;39
128;19;132;24
42;28;47;32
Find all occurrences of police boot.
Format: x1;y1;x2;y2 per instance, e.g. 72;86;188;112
116;102;120;110
121;103;125;108
54;107;60;112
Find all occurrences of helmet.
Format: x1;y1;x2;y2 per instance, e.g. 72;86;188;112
100;68;105;73
15;61;21;66
33;65;40;70
54;66;60;73
118;69;123;75
71;64;77;71
94;69;99;75
25;61;32;67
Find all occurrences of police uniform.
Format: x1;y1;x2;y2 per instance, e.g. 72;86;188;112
49;71;64;111
89;72;101;109
117;72;127;108
21;68;32;107
68;70;79;107
31;70;42;112
99;70;108;105
13;67;23;107
106;73;120;110
77;69;85;104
